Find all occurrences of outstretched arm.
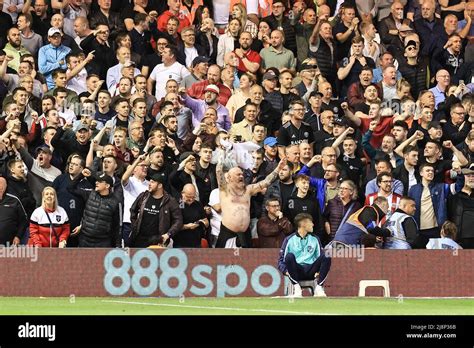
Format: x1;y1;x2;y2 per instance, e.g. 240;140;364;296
215;149;227;191
248;158;286;195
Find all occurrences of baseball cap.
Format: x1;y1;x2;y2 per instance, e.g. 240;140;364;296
35;144;52;155
76;123;89;132
48;27;62;37
461;163;474;175
204;84;220;94
309;91;323;99
405;40;417;49
192;56;210;67
263;137;277;147
263;71;277;81
273;0;285;6
428;121;442;130
148;172;165;183
179;151;196;163
333;117;348;127
399;24;413;32
96;172;114;186
123;60;136;68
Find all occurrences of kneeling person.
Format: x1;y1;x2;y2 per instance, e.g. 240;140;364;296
278;213;331;297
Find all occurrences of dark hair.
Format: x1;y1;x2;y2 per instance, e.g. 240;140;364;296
265;197;281;206
133;13;148;25
165;45;178;58
12;87;27;96
393;120;408;131
403;145;418;155
53;87;68;96
294;173;310;183
441;220;457;240
294;213;313;227
18;12;33;25
419;162;435;173
132;98;147;107
376;171;393;186
52;69;67;79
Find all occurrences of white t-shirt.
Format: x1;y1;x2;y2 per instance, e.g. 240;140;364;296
208;188;222;237
213;0;231;25
426;238;462;250
149;61;190;100
122;176;149;223
32;161;61;182
66;68;88;94
407;167;417;192
184;47;199;69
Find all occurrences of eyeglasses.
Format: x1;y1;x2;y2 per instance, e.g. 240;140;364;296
338;187;353;191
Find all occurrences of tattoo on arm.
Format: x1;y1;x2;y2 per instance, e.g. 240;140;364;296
216;161;227;189
261;169;279;189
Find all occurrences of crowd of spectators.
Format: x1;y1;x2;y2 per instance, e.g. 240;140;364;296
0;0;473;250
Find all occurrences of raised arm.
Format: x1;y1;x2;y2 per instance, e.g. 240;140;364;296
66;51;94;82
394;130;423;157
444;140;469;167
341;101;361;127
248;158;286;195
122;154;147;186
215;149;228;191
331;126;354;157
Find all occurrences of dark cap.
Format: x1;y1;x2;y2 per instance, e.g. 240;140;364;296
309;91;323;99
148;172;166;183
405;40;417;49
179;151;196;163
428;121;442;130
333;117;348;127
262;70;277;81
36;145;52;155
272;0;285;5
192;56;210;67
96;172;114;186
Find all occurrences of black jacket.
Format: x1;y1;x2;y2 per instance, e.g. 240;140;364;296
263;14;296;53
0;192;28;244
68;174;122;247
89;9;126;42
234;99;281;136
80;34;118;80
393;163;421;196
448;190;474;239
195;30;218;65
50;127;91;165
6;175;36;217
129;191;183;247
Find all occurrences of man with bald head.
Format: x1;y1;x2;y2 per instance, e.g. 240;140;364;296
0;177;29;245
73;17;92;46
173;183;209;248
187;64;232;106
429;69;451;109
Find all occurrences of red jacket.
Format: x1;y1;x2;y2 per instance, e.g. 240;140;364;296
187;80;232;106
28;207;70;247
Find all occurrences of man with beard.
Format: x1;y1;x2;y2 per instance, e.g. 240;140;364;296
181;56;209;89
52;153;92;247
292;7;317;63
3;27;30;72
5;158;36;219
234;31;260;75
265;70;300;115
51;122;91;163
347;67;381;108
265;161;296;206
187;64;232;106
260;29;296;72
448;163;474;249
180;84;231;131
215;149;285;248
234;85;280;136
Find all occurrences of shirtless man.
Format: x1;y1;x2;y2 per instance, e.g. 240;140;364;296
215;153;286;248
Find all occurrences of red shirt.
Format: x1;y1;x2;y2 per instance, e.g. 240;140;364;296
237;49;261;73
157;10;191;33
360;116;393;149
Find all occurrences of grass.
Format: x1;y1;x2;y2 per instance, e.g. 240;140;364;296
0;297;473;315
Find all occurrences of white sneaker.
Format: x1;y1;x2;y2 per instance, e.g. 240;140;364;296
314;285;327;297
292;283;303;298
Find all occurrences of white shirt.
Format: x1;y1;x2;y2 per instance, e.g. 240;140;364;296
149;61;190;100
213;0;231;25
66;67;88;94
184;47;198;69
106;63;141;93
32;161;61;182
122;176;149;223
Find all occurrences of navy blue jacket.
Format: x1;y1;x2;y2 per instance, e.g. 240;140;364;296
408;182;449;228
